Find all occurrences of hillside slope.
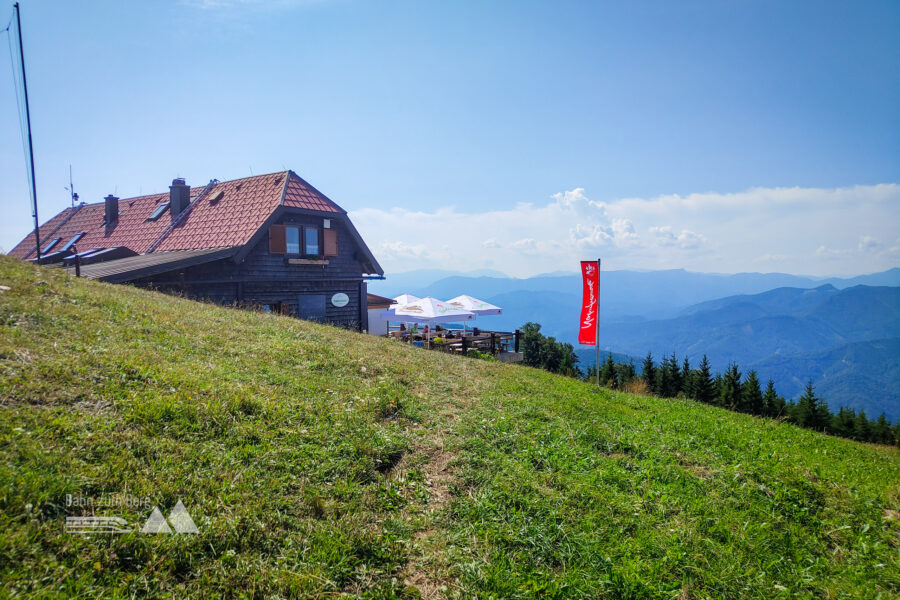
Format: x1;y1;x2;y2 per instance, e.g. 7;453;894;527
1;256;899;599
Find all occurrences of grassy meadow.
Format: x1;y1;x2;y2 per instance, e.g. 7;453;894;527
0;255;898;599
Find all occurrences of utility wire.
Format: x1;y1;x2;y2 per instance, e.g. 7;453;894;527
3;10;34;212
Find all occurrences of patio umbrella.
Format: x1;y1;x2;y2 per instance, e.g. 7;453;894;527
390;296;476;326
392;293;421;306
446;294;502;333
446;294;502;316
381;293;422;320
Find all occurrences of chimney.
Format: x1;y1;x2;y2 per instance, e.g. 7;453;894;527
169;178;190;216
104;194;119;226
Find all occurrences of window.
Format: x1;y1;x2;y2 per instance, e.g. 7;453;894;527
148;202;170;221
269;223;329;257
286;227;300;254
59;232;85;253
304;226;319;256
42;237;61;254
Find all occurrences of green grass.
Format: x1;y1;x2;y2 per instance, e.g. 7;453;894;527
0;255;898;599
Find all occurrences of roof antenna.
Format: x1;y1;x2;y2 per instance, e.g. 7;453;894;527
64;164;79;207
249;166;253;176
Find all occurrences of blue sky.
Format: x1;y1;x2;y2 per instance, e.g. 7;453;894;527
1;0;898;276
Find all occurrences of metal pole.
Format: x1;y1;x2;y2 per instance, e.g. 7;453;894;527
15;3;40;261
595;258;601;387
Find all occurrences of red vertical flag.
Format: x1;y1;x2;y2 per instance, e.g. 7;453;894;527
578;260;599;345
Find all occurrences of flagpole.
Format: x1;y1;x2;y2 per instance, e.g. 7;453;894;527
595;258;601;387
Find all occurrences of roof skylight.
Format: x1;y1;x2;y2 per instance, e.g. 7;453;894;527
42;237;61;253
59;232;84;253
148;202;170;221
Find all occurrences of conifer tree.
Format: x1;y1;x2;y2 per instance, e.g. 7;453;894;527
656;354;677;398
763;379;780;417
853;410;872;442
873;413;892;445
831;407;857;438
616;360;637;390
694;355;715;404
742;370;764;415
797;381;829;431
667;353;682;397
599;353;616;388
680;356;692;397
718;363;742;409
641;353;656;393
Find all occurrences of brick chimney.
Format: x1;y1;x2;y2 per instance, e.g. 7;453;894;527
169;178;190;216
104;194;118;226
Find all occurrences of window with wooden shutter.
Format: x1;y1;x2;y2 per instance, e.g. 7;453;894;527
269;225;286;254
324;229;338;257
303;226;320;256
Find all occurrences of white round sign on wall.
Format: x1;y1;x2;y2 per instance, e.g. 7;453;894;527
331;293;349;308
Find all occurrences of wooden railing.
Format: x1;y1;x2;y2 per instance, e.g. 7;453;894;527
384;328;522;361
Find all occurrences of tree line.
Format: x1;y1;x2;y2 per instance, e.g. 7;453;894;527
519;322;900;447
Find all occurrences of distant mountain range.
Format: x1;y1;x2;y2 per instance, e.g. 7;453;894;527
369;267;900;337
370;267;900;419
596;285;899;419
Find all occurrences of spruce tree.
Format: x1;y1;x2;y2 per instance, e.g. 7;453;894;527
763;379;779;417
873;414;892;445
656;354;676;398
680;356;692;397
798;381;829;431
742;370;764;415
718;363;742;409
853;410;872;442
832;407;857;438
667;353;682;397
694;355;715;404
616;360;637;390
641;353;656;394
599;353;616;387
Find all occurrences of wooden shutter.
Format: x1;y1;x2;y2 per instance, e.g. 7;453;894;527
324;229;338;257
269;225;286;254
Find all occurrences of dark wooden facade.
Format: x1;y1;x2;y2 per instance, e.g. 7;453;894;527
129;210;373;330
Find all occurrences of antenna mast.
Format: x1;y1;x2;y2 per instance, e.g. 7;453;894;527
68;165;78;207
14;2;40;260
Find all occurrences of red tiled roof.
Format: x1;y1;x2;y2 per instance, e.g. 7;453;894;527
7;170;345;259
282;172;343;213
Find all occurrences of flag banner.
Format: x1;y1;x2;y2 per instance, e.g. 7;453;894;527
579;260;599;345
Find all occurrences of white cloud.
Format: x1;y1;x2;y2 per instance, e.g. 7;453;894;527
858;235;882;252
649;226;707;250
510;238;539;253
350;183;900;277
